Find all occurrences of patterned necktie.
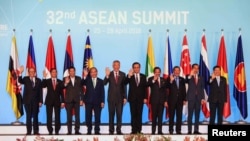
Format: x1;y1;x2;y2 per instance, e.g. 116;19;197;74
135;74;139;86
53;79;56;90
175;77;179;88
31;78;35;87
115;72;118;83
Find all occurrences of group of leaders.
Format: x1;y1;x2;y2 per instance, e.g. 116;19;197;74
17;60;227;135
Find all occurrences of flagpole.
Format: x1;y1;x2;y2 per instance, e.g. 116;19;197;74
182;28;188;125
163;29;170;125
11;29;24;125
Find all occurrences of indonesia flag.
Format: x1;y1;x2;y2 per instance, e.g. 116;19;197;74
179;33;191;118
25;34;36;75
199;32;210;118
44;34;56;78
163;33;173;119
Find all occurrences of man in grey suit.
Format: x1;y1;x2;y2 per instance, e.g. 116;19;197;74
104;60;127;135
208;65;227;125
63;66;84;135
186;63;205;134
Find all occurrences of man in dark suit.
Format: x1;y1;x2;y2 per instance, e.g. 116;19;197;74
104;60;127;135
125;62;147;134
42;68;65;135
63;66;84;135
166;66;186;134
18;66;43;135
208;65;227;125
147;67;168;135
186;64;205;134
82;67;105;135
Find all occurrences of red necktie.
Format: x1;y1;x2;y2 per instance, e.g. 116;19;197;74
53;79;56;90
195;75;198;85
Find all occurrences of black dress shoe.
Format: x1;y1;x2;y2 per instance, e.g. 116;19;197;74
26;133;31;135
67;132;72;135
109;132;114;135
193;131;201;134
55;132;59;135
49;132;53;135
75;131;81;135
117;131;123;135
176;132;182;134
169;132;173;135
187;131;192;134
87;132;91;135
152;132;155;135
95;132;100;135
34;132;40;135
158;132;163;135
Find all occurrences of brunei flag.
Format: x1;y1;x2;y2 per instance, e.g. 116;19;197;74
83;35;94;70
145;35;156;122
233;34;248;119
6;35;24;119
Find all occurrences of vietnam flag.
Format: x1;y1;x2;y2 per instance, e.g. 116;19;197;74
217;34;231;119
233;34;247;119
145;35;156;122
163;33;173;119
6;35;24;119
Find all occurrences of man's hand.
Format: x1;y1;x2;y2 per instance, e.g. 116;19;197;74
101;102;104;108
83;68;88;78
61;103;65;108
105;67;110;77
19;65;24;74
164;102;168;107
43;70;48;78
39;102;42;107
123;99;127;105
143;99;147;104
128;69;133;77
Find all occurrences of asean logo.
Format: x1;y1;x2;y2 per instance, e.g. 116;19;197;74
234;62;246;92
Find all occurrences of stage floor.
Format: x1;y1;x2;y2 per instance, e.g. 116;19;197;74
0;123;210;140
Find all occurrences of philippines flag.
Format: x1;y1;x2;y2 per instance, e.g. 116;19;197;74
233;34;248;119
199;32;210;118
163;33;173;119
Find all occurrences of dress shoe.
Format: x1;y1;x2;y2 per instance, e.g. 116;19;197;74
117;131;123;135
34;132;40;135
87;132;91;135
95;132;100;135
26;133;31;135
187;131;192;134
176;132;182;134
75;131;81;135
158;132;163;135
151;132;155;135
55;132;59;135
193;131;201;134
67;132;72;135
49;132;53;135
169;132;173;135
109;132;114;135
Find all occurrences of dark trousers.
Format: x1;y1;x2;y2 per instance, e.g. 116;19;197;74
187;97;201;132
151;102;164;134
24;102;39;134
46;104;61;134
129;100;143;133
209;102;224;125
108;101;123;133
168;101;183;133
65;101;80;133
85;103;102;133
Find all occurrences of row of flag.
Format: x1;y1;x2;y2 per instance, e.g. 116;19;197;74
6;31;247;122
145;31;248;121
6;32;94;120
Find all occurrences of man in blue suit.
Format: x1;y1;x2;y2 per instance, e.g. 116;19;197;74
82;67;105;135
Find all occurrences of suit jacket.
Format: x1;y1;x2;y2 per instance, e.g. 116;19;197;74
103;71;127;103
208;76;227;103
147;76;167;104
18;76;43;104
82;76;105;105
63;76;84;103
186;75;205;101
125;73;147;103
42;78;65;106
166;76;186;105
